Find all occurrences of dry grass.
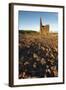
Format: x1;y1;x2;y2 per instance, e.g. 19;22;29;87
19;32;58;49
19;31;58;79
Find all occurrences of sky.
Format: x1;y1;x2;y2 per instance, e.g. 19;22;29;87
18;11;58;32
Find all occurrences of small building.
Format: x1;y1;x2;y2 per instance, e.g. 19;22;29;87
40;18;49;35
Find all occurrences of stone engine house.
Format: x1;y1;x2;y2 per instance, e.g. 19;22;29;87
40;18;49;34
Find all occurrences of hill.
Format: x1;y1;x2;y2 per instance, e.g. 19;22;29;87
19;30;58;79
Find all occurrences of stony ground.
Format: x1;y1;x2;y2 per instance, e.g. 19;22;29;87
19;32;58;79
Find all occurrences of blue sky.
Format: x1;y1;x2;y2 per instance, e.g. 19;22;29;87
18;11;58;32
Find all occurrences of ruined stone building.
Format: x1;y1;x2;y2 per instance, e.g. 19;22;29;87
40;18;49;35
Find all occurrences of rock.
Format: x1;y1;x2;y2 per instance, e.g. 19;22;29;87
41;46;45;51
36;58;40;62
33;53;38;58
41;58;46;65
33;62;37;68
24;61;29;65
50;53;55;59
